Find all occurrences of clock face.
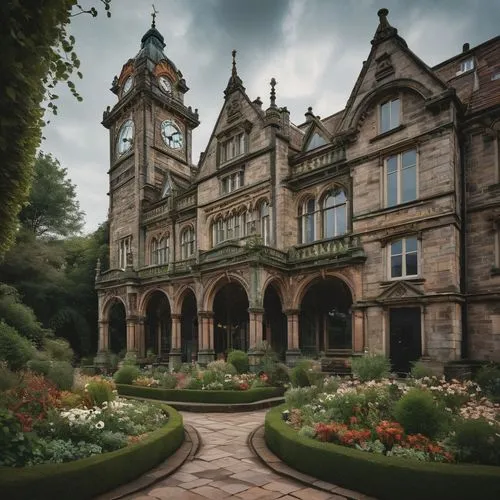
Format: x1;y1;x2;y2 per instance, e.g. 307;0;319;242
117;119;134;156
122;75;133;95
159;76;171;93
161;120;183;150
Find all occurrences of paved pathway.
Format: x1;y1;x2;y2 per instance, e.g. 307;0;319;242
123;410;357;500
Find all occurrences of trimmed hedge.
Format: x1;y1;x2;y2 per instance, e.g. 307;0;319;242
0;405;183;500
117;384;285;404
265;405;500;500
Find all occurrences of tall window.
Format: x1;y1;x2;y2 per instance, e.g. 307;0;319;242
150;238;158;265
323;190;347;239
390;236;418;279
259;202;270;245
181;227;195;259
221;171;244;194
220;133;245;163
157;237;169;265
119;237;131;269
213;219;225;245
386;149;417;207
380;98;400;133
212;212;247;246
299;198;316;244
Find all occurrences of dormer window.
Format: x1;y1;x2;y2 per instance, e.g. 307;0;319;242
306;133;327;152
380;98;400;133
457;58;474;75
221;132;245;163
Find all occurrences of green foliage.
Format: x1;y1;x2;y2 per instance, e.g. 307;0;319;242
452;419;500;466
85;379;115;407
0;364;20;391
206;360;237;376
159;372;178;389
0;284;47;345
410;360;435;379
27;359;52;376
113;365;140;385
474;364;500;399
298;425;316;439
351;354;391;382
44;337;74;362
393;389;445;439
290;360;314;387
0;408;39;467
46;361;74;390
227;350;249;374
285;386;320;409
32;439;103;465
122;352;138;366
0;321;35;370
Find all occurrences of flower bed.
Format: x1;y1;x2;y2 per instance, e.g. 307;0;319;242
265;404;500;500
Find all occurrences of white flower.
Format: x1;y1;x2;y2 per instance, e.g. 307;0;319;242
95;421;105;429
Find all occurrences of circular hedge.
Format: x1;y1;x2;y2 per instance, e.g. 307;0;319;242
116;384;285;404
265;405;500;500
0;404;184;500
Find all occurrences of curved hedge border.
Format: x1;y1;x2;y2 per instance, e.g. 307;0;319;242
265;405;500;500
0;405;184;500
117;384;285;404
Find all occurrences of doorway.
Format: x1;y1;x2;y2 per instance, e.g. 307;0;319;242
389;307;422;375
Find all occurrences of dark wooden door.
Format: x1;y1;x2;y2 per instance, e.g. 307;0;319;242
389;307;421;375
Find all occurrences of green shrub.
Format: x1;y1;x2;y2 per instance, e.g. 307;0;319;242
160;372;178;389
269;362;290;386
44;337;73;362
0;321;35;370
290;360;314;387
122;352;138;366
227;350;249;373
27;358;51;376
46;361;74;391
86;379;115;407
453;419;500;466
206;360;237;375
185;376;203;389
410;360;435;379
285;386;319;409
393;388;444;439
298;425;316;439
351;354;391;382
113;364;140;385
0;363;20;391
475;364;500;399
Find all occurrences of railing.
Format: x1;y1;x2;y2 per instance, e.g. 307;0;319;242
288;234;362;262
259;246;288;263
142;202;170;223
95;268;127;283
177;194;196;210
137;265;169;279
198;243;245;263
291;146;346;177
171;258;196;273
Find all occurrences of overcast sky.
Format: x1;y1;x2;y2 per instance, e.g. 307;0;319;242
41;0;499;233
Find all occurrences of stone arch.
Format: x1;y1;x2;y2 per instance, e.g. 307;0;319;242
138;287;172;316
261;275;288;309
348;79;433;132
318;181;350;204
262;277;288;359
292;271;356;310
202;273;250;312
295;190;316;214
173;284;198;315
101;295;127;320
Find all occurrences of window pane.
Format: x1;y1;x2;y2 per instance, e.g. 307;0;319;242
405;236;418;253
305;214;314;243
381;102;390;133
406;252;418;276
335;206;347;236
324;195;335;208
324;208;334;238
387;171;397;206
391;254;402;278
335;190;346;205
391;99;400;128
387;156;397;173
391;239;403;256
307;199;315;213
402;150;416;168
402;165;416;202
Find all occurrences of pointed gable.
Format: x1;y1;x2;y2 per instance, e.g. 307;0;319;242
337;8;449;137
377;280;424;304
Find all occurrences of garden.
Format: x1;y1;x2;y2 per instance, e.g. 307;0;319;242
265;356;500;500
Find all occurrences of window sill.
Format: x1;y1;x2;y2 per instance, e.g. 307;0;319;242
369;124;406;143
380;278;425;287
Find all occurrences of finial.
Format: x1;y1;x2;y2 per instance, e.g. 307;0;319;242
270;78;277;108
232;49;237;77
151;4;159;28
377;8;389;26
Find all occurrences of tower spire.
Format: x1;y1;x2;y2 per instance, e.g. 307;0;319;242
232;49;238;78
224;49;245;97
151;4;159;29
371;8;406;47
269;78;277;108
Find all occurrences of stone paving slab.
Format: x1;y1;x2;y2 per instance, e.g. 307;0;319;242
119;410;373;500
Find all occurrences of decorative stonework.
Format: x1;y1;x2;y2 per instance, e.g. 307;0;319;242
375;52;394;81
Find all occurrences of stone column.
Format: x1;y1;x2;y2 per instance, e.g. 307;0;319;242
248;307;265;371
126;316;140;356
136;316;145;358
169;314;182;370
94;320;109;366
284;309;301;366
197;311;215;366
352;307;365;353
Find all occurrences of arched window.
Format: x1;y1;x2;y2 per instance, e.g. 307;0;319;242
299;198;316;244
150;238;158;265
213;218;225;246
181;227;195;259
158;236;169;265
322;189;347;239
259;201;270;245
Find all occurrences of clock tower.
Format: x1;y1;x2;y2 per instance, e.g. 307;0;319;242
102;15;199;270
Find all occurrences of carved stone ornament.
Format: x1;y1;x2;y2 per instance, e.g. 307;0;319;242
226;97;242;122
375;52;395;81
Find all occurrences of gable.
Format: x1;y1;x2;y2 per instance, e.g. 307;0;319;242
377;280;424;303
305;132;327;151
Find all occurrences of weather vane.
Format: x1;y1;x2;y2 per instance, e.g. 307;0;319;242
151;4;159;28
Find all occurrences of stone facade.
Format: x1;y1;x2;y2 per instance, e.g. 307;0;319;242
96;10;500;370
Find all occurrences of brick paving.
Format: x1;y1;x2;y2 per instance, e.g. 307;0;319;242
122;410;371;500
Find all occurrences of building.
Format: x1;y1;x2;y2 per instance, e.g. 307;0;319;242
95;9;500;371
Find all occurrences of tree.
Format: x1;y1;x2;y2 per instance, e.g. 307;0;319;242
20;152;85;238
0;0;111;255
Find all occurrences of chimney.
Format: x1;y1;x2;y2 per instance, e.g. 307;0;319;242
463;42;470;53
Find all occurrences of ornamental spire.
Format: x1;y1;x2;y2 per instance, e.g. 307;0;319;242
371;8;405;47
224;49;245;97
269;78;277;108
151;4;159;29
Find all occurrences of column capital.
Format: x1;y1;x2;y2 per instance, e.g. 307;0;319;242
198;310;214;319
283;308;300;316
98;319;109;325
248;307;265;314
171;313;182;320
